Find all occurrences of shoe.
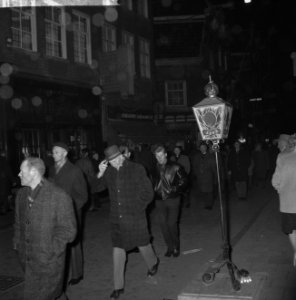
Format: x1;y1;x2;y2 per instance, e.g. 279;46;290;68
68;276;83;285
147;257;160;276
110;289;124;299
172;248;180;257
204;206;212;210
164;249;173;257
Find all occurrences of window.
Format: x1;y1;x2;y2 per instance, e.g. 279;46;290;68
139;38;150;78
121;0;133;10
122;30;135;74
165;81;187;106
138;0;148;18
20;128;41;158
11;7;37;51
72;11;92;64
102;23;116;52
45;7;67;58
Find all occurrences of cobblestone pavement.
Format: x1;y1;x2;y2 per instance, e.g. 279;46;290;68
0;184;295;300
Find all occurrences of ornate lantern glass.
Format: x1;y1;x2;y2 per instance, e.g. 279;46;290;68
192;77;233;141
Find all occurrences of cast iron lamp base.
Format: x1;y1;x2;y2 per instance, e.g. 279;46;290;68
202;243;251;291
201;141;251;291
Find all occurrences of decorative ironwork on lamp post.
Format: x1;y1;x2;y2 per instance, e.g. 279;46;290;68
192;76;251;291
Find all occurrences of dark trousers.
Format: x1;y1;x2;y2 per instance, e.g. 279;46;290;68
155;197;180;251
65;208;83;283
201;191;214;208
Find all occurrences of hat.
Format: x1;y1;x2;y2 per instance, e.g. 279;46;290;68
52;142;69;152
104;145;122;161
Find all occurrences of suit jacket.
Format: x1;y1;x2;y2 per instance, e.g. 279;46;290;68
49;160;88;210
13;179;77;300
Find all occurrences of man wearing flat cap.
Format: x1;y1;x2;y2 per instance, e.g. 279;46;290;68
97;145;159;300
49;142;88;287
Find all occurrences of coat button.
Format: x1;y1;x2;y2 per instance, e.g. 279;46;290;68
26;220;30;225
119;215;122;218
26;239;29;243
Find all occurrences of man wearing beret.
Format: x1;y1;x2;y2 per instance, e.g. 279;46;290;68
49;142;88;287
97;145;159;300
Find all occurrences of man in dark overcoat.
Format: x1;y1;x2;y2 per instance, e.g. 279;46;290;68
191;143;217;210
13;157;77;300
97;145;159;300
49;142;88;286
228;141;251;200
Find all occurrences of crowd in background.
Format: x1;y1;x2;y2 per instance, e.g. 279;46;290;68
0;136;283;216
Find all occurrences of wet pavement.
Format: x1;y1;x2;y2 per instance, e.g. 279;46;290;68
0;184;295;300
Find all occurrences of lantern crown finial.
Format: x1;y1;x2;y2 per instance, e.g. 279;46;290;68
204;76;219;98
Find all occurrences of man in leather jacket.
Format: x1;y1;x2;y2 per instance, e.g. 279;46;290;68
153;145;187;257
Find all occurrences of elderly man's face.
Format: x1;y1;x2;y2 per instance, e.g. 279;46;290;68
109;154;124;170
52;146;67;163
18;161;34;187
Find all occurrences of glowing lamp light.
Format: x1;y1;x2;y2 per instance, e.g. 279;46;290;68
104;7;118;22
78;109;88;119
92;86;102;96
11;98;22;109
31;96;42;107
0;62;13;76
192;76;233;141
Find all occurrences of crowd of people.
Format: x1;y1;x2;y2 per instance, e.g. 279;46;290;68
0;133;294;300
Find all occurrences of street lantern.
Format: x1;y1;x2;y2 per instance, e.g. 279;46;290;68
192;76;232;141
192;77;251;291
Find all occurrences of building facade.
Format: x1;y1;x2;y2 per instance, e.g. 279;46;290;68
152;1;209;150
0;0;156;171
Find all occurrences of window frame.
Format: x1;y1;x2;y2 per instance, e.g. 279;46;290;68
122;0;133;10
139;37;150;79
10;6;37;51
138;0;148;18
72;9;92;65
102;22;117;52
165;80;187;107
122;30;135;75
44;6;67;59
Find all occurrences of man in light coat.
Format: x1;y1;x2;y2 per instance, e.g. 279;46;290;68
13;157;77;300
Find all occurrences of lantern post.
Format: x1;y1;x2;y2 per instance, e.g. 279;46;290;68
192;76;251;291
